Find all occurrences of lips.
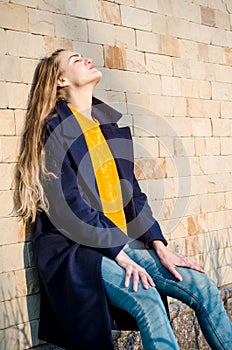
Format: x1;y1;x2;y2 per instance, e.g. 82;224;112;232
89;65;96;70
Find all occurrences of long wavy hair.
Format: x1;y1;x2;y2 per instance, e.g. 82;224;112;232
15;49;66;222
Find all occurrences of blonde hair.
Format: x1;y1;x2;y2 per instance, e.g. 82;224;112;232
15;49;65;222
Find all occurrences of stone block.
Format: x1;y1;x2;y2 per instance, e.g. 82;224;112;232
100;1;121;24
198;42;209;62
145;53;172;76
172;0;201;23
15;267;40;298
221;137;232;155
212;28;230;47
0;163;15;190
15;109;26;136
203;99;220;118
200;192;225;214
29;9;55;36
20;58;38;85
215;10;230;30
221;101;232;118
212;119;231;136
0;54;22;83
6;31;45;59
201;6;215;26
208;45;224;64
0;190;14;217
0;242;26;274
0;217;19;245
65;0;100;20
44;37;73;56
185;234;200;256
72;41;104;67
173;137;195;157
104;46;127;70
225;192;232;209
194;137;206;156
0;82;9;108
215;64;232;83
190;60;206;80
0;2;28;32
191;118;212;137
205;137;220;155
152;13;167;34
6;83;29;109
160;35;180;57
0;110;15;136
208;0;227;11
116;0;134;5
207;173;232;193
173;58;191;78
133;137;159;159
0;271;16;303
54;14;87;41
136;74;161;95
126;49;146;73
136;30;160;53
11;0;66;13
88;20;115;45
134;158;166;180
121;5;152;31
162;76;181;96
115;26;136;49
179;39;198;60
186;98;204;117
224;48;232;66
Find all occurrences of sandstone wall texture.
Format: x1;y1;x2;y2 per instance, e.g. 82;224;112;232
0;0;232;349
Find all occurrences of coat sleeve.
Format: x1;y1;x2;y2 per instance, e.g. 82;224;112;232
42;119;129;260
132;173;168;247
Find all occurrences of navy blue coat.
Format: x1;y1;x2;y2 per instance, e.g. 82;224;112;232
31;99;168;350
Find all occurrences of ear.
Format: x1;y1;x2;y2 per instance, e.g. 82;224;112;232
57;76;70;88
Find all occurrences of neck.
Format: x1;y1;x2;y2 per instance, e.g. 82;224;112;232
65;87;93;120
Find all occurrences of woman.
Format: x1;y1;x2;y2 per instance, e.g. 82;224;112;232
15;49;232;350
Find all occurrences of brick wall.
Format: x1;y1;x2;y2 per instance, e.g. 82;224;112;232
0;0;232;348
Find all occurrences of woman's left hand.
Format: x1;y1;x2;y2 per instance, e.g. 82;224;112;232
151;240;205;281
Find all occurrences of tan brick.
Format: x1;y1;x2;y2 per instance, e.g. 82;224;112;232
189;157;204;176
100;1;121;24
29;8;55;36
65;0;100;20
126;93;151;115
198;43;208;62
221;137;232;155
11;0;66;13
191;174;209;195
115;26;136;49
221;101;232;118
179;39;198;60
200;155;232;174
215;64;232;83
121;5;152;31
134;158;166;180
207;173;232;193
14;110;26;136
0;217;19;245
173;58;191;78
0;2;28;32
6;83;29;109
173;138;195;157
212;119;232;136
160;35;180;57
152;13;167;34
0;110;15;135
168;237;186;255
20;58;38;84
0;163;15;190
225;192;232;209
0;190;15;217
149;96;186;118
187;216;201;235
104;46;127;70
15;267;39;297
181;79;202;98
145;53;172;76
168;217;188;239
162;76;181;97
215;10;230;30
201;192;226;213
190;61;206;80
137;74;161;95
159;137;174;158
224;48;232;65
173;0;201;23
0;136;21;162
201;6;215;26
72;42;103;67
0;271;16;302
217;265;232;287
97;67;130;91
0;242;25;273
203;100;220;118
185;235;200;256
126;49;146;73
208;45;224;64
0;82;9;108
167;117;192;138
208;0;227;11
44;36;73;56
136;30;160;53
212;28;230;47
117;0;134;5
88;21;115;45
212;82;232;100
0;55;22;82
205;137;220;155
54;14;88;41
6;31;45;58
194;137;206;156
133;137;159;159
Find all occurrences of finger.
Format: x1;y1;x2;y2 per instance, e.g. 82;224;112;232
146;274;155;288
168;265;183;281
124;269;132;288
132;272;139;292
139;272;149;290
180;259;205;273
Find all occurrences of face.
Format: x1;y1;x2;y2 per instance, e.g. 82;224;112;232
57;50;102;89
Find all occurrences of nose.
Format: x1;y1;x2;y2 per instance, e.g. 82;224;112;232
85;57;92;64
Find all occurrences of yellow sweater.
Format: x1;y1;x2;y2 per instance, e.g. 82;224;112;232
69;105;127;234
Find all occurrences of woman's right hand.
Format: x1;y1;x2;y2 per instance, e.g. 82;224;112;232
115;250;155;292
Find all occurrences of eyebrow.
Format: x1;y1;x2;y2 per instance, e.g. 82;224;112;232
68;53;82;61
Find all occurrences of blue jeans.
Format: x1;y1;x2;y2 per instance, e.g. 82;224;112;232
101;240;232;350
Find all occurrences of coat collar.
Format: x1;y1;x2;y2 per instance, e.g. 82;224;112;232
55;98;122;139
